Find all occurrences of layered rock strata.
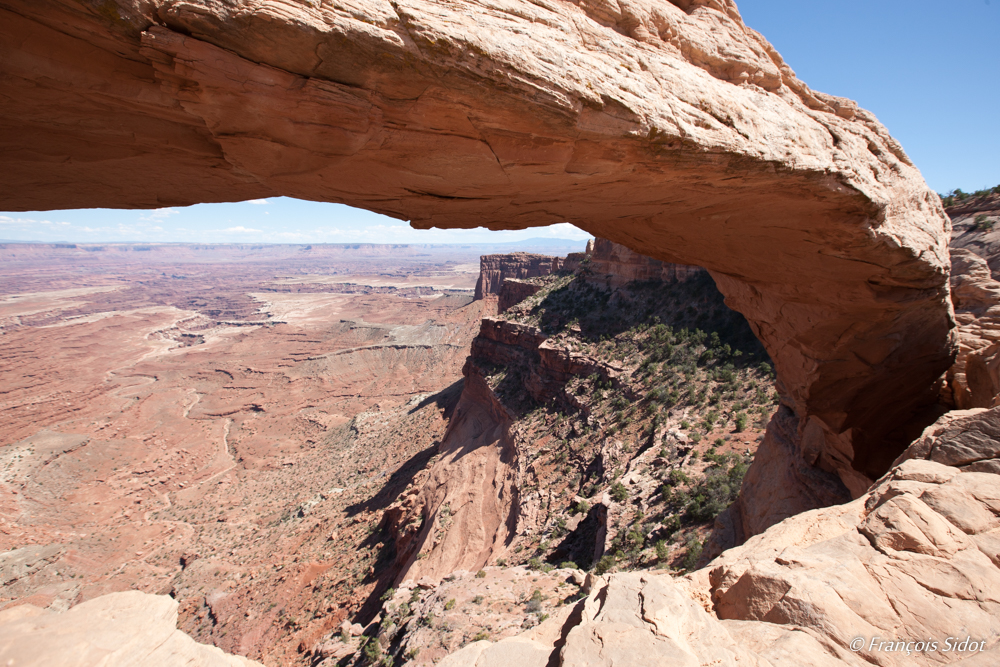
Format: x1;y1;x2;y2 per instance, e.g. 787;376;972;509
946;249;1000;409
497;279;543;313
474;254;563;300
2;0;954;538
948;196;1000;278
587;238;704;288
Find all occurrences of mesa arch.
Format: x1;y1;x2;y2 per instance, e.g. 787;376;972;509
1;0;955;538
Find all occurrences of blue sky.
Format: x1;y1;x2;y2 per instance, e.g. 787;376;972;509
738;0;999;195
2;0;997;244
0;199;593;245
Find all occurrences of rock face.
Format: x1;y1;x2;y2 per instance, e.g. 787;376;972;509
587;238;704;288
384;358;519;583
497;279;543;313
3;0;954;538
432;427;1000;667
946;249;1000;409
474;254;562;300
895;404;1000;474
0;591;264;666
948;195;1000;278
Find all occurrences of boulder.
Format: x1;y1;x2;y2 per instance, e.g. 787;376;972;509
0;591;263;666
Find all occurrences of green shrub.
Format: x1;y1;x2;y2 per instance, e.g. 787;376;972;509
734;412;748;432
475;569;486;579
668;469;690;486
624;526;645;552
685;457;748;522
445;598;456;610
610;482;628;502
682;536;703;571
974;214;996;232
654;539;669;561
362;638;383;664
594;555;616;575
561;561;579;570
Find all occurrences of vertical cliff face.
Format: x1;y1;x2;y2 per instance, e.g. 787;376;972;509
497;280;544;313
387;245;775;585
587;238;705;287
473;253;563;300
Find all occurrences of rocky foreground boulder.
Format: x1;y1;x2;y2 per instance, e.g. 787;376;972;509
432;416;1000;666
0;591;263;666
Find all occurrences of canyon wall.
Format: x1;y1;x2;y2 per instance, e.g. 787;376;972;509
474;253;562;300
378;250;1000;667
587;238;705;288
1;0;955;540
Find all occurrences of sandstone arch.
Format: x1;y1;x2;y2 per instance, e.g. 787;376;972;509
1;0;955;536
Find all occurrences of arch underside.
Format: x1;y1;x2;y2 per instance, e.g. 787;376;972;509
0;0;955;537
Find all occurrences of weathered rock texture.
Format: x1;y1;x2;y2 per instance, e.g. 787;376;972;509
0;591;264;666
474;253;562;300
432;432;1000;667
384;254;772;587
2;0;954;533
497;279;544;313
895;404;1000;474
384;358;519;583
946;249;1000;409
588;238;704;287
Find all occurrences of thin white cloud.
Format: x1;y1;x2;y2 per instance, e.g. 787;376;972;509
222;226;262;233
139;208;179;221
544;222;593;239
246;199;270;205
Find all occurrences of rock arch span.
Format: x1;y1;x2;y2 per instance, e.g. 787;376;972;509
0;0;955;537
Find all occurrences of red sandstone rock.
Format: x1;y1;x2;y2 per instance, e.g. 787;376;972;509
496;280;542;313
946;249;1000;409
587;238;704;288
0;0;956;533
474;254;562;301
0;591;263;666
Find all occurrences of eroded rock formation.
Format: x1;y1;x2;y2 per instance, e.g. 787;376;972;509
474;253;562;300
587;238;704;287
429;427;1000;667
2;0;954;540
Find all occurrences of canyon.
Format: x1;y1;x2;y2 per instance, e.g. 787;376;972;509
1;0;998;665
3;235;998;667
0;243;494;664
1;0;957;539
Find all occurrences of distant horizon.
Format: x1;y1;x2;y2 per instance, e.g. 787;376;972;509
0;235;590;249
0;198;596;246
